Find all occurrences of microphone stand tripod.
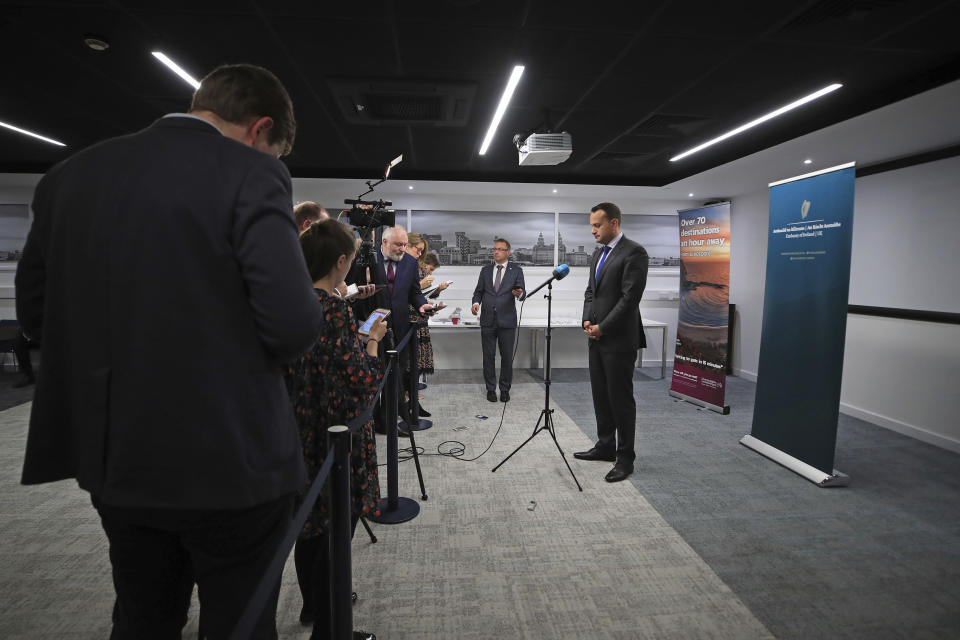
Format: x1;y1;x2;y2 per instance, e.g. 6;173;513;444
492;281;582;491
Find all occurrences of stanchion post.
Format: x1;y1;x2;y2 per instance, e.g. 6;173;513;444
328;425;352;640
401;319;432;431
369;349;420;524
385;350;399;510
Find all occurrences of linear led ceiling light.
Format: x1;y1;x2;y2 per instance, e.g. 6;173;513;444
478;65;525;155
670;83;843;162
0;120;65;146
151;51;200;89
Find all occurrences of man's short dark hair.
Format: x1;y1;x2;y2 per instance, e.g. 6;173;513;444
190;64;296;155
421;253;440;268
590;202;622;222
494;238;511;250
294;201;325;229
299;219;356;282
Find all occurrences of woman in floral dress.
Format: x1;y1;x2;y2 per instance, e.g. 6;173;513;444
285;219;387;640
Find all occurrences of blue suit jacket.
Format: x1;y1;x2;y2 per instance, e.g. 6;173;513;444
472;262;526;329
376;251;428;344
582;236;649;352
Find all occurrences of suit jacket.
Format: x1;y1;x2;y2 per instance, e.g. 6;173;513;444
472;262;526;329
15;116;322;509
582;236;649;352
375;251;428;346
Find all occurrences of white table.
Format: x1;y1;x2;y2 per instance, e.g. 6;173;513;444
427;317;669;379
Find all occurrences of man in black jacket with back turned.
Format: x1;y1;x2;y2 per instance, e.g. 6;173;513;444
574;202;649;483
15;64;322;639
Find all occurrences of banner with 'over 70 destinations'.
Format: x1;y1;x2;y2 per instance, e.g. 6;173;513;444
669;202;731;414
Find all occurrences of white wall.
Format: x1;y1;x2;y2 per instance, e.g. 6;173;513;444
729;159;960;453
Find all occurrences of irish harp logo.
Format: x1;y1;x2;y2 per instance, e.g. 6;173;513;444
801;200;811;220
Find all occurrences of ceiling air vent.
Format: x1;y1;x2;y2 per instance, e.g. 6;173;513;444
630;114;711;137
590;151;657;168
329;79;476;127
778;0;902;31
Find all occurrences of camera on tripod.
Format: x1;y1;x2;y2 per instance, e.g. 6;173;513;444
343;199;396;269
343;154;403;269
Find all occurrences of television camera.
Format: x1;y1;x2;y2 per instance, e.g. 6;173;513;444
343;154;402;269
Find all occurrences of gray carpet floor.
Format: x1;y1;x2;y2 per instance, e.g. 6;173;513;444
1;366;958;639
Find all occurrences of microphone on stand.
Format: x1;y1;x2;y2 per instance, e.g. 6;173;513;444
521;264;570;301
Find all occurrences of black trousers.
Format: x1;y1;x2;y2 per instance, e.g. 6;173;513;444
93;493;294;640
481;325;516;393
588;344;637;465
294;514;360;639
14;331;34;377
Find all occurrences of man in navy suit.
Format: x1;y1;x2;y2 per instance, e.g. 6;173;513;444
16;64;322;638
356;225;435;432
472;238;525;402
377;226;434;343
574;203;649;483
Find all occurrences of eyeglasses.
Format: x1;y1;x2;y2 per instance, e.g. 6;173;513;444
493;247;509;252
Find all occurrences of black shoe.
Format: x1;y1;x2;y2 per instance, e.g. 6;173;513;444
487;390;497;402
12;376;34;389
353;632;376;640
299;607;314;626
352;591;358;605
573;446;616;462
499;390;510;402
417;406;432;417
604;463;634;483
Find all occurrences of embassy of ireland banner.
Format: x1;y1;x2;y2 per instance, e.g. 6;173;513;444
669;202;731;413
741;163;856;487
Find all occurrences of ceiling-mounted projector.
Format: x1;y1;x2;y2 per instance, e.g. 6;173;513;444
514;131;572;166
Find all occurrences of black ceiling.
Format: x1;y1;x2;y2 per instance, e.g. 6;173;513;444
2;0;959;186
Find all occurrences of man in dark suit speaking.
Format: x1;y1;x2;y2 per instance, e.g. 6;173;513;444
472;238;525;402
15;64;322;638
574;203;649;483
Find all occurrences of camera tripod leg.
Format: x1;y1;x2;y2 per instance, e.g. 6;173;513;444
359;516;377;544
491;410;547;473
542;411;583;492
406;428;428;500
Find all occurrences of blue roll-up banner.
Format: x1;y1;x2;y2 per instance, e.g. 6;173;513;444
741;163;856;487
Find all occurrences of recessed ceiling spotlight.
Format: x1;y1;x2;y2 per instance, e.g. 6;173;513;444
688;193;694;197
552;189;558;193
0;119;66;146
408;185;414;190
804;158;813;164
670;83;843;162
83;34;110;51
151;51;200;89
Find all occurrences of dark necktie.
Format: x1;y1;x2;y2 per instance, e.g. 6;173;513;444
494;264;503;292
596;246;611;278
387;260;395;291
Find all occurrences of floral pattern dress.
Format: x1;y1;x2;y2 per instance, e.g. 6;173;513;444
408;265;435;375
284;289;382;539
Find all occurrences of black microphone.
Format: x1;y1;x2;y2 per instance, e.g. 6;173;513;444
521;264;570;301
